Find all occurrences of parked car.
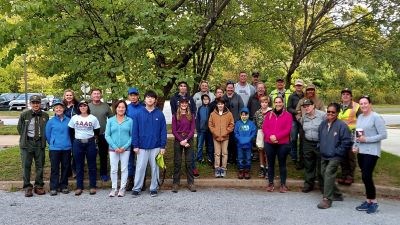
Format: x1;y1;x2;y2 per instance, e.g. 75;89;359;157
9;93;50;111
0;96;12;110
0;93;20;101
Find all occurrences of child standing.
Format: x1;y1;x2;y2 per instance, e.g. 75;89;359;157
196;94;214;165
172;97;196;193
234;108;257;179
208;98;234;178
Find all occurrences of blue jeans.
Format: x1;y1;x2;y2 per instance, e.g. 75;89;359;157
49;150;71;190
128;148;136;177
237;146;252;170
196;130;214;163
73;139;97;189
264;143;290;185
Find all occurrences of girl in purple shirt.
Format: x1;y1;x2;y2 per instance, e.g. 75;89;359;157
171;97;196;193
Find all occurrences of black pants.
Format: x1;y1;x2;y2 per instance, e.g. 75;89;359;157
227;133;237;164
97;134;109;176
357;153;379;199
173;139;194;185
49;150;71;190
340;147;356;179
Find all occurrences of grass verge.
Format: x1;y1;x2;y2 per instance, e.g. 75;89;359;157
1;141;399;188
0;125;18;135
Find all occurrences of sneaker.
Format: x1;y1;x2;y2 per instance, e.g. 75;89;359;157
34;187;46;195
25;187;33;197
126;176;134;191
61;188;70;194
100;175;110;182
193;168;200;178
150;190;158;197
258;167;265;178
75;189;83;196
131;190;140;197
301;186;314;193
109;189;117;197
266;183;274;192
367;203;378;214
50;190;58;196
172;184;179;193
118;189;125;197
89;188;96;195
356;201;370;211
279;184;289;193
317;198;332;209
220;169;226;178
238;170;244;179
188;184;197;192
215;168;221;178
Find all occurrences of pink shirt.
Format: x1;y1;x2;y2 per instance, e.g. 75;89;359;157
262;110;292;144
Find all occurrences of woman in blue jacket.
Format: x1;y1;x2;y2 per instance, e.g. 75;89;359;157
105;100;133;197
45;101;72;196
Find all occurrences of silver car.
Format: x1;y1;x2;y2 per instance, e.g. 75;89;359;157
9;93;50;111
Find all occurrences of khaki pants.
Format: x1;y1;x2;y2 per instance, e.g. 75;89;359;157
214;140;229;170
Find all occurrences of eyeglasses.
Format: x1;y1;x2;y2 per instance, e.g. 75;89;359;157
327;111;336;114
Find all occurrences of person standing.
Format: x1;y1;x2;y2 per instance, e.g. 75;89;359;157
298;99;325;193
171;97;197;193
337;88;361;185
105;100;133;197
68;100;100;196
251;71;261;89
262;96;292;193
234;71;256;107
269;77;291;107
209;87;224;112
45;100;71;196
234;108;257;179
18;95;49;197
125;87;144;191
89;88;114;182
223;81;244;164
208;98;235;178
131;90;167;197
196;94;214;165
317;103;352;209
287;79;305;167
247;82;268;122
254;96;272;178
193;80;216;110
353;96;387;214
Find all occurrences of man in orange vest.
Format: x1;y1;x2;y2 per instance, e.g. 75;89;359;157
337;88;361;185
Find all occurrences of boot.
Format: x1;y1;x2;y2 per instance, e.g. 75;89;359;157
244;169;251;180
238;170;244;179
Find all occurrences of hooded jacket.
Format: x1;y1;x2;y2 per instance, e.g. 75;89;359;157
208;106;234;141
234;108;257;148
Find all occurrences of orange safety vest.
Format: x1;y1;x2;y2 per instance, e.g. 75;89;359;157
338;101;360;130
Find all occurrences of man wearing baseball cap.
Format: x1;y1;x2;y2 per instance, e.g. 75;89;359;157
269;77;291;107
337;88;361;185
126;87;144;191
287;79;305;168
18;95;49;197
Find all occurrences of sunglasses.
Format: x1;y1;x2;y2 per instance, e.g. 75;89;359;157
327;111;336;114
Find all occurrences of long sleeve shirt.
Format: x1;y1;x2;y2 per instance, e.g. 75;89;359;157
356;112;387;157
172;114;195;142
105;115;133;151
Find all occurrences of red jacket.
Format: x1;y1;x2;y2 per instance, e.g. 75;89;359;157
262;110;292;144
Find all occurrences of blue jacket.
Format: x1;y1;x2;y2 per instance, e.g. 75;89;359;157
169;92;196;115
234;119;257;148
45;115;72;151
132;107;167;149
196;104;211;132
105;115;133;150
127;101;144;119
318;119;352;160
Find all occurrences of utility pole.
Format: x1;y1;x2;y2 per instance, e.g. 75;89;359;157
24;54;28;106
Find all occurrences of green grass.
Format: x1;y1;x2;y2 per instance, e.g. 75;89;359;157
1;141;399;188
373;105;400;114
0;125;18;135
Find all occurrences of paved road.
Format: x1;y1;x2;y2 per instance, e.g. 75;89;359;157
0;188;399;225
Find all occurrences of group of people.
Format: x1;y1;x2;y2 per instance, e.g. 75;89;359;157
18;71;387;214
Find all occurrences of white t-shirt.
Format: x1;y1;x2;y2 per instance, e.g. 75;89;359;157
68;114;100;139
234;83;255;106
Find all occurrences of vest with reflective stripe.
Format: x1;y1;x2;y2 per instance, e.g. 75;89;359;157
338;101;359;130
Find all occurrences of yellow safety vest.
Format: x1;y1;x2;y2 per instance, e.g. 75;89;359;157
338;101;360;130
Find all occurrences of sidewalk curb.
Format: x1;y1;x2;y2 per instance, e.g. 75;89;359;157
1;179;399;200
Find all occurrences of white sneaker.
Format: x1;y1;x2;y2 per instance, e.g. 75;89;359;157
118;188;125;197
109;189;117;197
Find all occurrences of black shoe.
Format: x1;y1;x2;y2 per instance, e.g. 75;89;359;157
301;186;314;193
333;194;344;201
131;190;140;197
